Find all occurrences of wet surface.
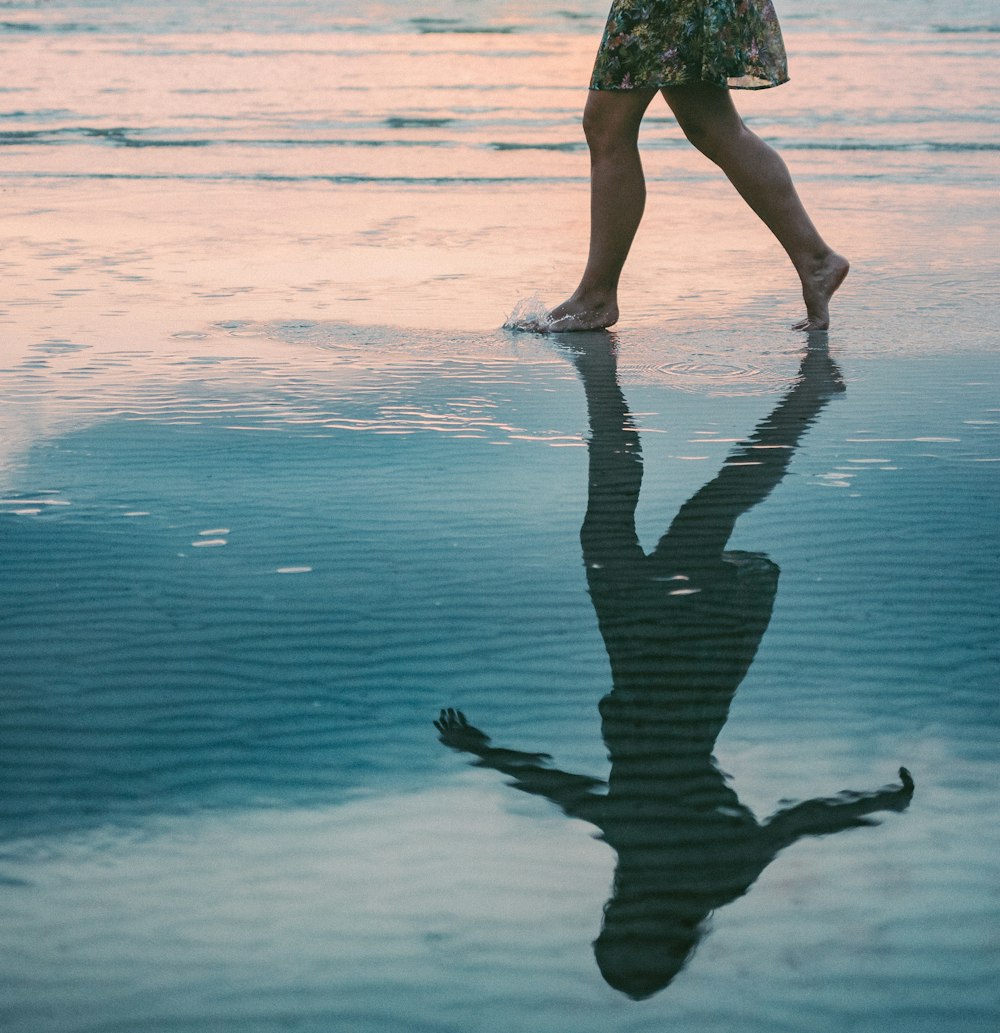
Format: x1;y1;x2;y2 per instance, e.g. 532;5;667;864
1;327;998;1031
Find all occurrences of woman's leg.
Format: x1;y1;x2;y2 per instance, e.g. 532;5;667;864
662;82;848;330
545;88;658;332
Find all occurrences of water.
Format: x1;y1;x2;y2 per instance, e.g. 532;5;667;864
1;2;999;1031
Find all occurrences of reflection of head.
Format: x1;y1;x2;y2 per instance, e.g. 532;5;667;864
593;901;704;999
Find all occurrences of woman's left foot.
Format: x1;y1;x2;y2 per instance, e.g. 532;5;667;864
543;294;619;332
793;252;850;331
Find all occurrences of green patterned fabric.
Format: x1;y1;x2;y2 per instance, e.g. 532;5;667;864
590;0;788;91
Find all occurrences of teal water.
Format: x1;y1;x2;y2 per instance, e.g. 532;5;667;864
1;325;998;1031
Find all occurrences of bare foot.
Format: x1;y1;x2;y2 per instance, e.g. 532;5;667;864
543;293;619;333
792;252;850;331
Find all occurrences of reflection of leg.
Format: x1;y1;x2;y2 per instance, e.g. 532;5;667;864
662;83;849;331
546;88;658;332
653;341;844;564
564;337;645;555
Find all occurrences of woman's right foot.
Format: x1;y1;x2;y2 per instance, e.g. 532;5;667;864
793;252;850;331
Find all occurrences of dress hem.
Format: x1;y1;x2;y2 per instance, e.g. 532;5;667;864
589;75;790;92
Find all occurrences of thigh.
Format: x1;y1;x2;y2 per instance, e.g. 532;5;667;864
583;87;659;142
659;82;743;136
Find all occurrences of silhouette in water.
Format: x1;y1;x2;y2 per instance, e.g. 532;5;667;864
435;337;913;999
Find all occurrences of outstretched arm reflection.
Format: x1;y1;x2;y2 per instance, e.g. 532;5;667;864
435;338;912;999
435;708;607;821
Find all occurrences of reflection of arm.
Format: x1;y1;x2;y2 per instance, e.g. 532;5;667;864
764;767;914;850
434;709;606;821
654;347;845;564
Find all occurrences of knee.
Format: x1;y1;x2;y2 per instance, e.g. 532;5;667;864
581;105;612;152
582;102;640;156
675;111;745;162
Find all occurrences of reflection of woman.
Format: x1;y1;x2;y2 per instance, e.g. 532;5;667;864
530;1;848;332
436;338;912;998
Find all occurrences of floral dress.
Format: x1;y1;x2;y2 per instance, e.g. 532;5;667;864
590;0;788;91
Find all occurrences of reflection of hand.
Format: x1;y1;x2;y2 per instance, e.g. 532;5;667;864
434;708;491;752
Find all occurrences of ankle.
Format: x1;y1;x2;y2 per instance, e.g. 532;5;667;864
572;283;617;307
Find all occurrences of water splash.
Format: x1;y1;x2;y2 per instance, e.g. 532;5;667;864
502;295;551;333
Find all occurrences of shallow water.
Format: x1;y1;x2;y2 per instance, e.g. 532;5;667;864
3;326;998;1031
2;2;999;1031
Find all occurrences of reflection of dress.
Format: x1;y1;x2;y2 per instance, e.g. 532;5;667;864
590;0;789;91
